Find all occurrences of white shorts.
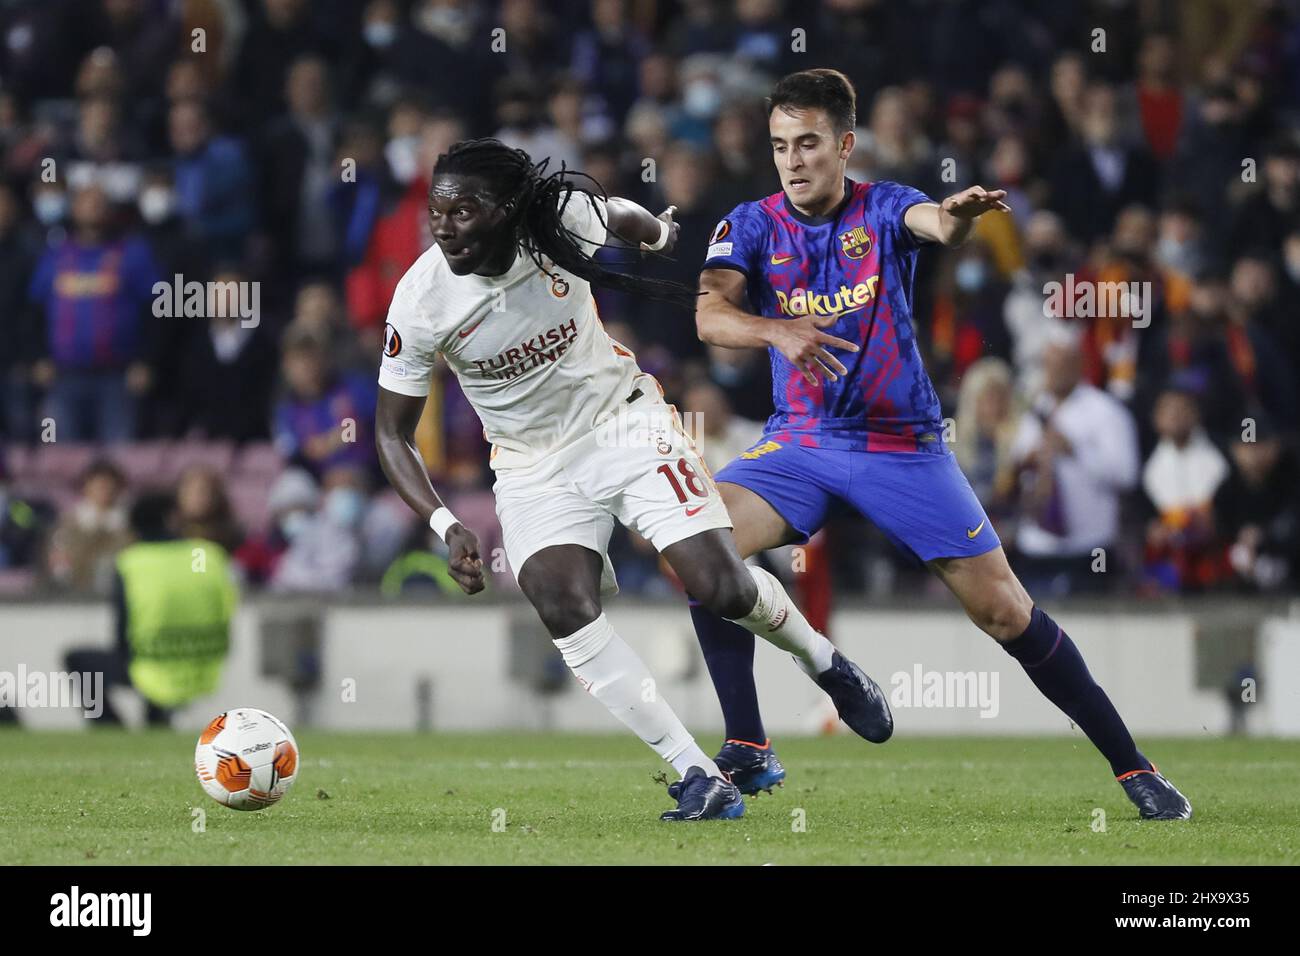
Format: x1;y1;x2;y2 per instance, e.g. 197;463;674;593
493;388;733;595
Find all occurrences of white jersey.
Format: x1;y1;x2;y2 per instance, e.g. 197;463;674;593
377;192;645;470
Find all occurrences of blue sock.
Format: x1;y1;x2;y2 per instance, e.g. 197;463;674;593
1003;607;1150;777
689;599;766;745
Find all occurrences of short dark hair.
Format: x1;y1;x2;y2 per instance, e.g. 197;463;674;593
130;492;176;540
766;69;857;135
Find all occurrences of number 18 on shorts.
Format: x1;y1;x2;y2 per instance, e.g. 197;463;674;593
492;395;733;593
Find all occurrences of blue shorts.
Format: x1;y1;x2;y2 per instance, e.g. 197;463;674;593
714;437;999;563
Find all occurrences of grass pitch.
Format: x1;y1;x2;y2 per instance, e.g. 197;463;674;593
1;730;1295;865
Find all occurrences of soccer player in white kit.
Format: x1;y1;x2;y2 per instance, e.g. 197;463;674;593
374;139;891;821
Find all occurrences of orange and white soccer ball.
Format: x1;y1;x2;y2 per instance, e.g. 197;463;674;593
195;708;299;810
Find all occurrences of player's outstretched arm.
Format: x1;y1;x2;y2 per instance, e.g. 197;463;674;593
605;197;680;253
697;268;859;384
904;185;1011;247
375;386;484;594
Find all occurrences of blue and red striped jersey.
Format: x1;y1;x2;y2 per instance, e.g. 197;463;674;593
702;178;944;452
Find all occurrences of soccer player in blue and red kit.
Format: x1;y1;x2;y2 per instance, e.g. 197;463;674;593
691;69;1190;819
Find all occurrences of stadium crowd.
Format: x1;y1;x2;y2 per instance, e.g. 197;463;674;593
1;0;1299;600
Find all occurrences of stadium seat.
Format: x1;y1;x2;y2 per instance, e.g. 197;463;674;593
234;443;284;484
109;442;168;487
30;444;96;482
165;440;235;481
2;444;32;480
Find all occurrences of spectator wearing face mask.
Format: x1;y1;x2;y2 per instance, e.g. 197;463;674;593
28;176;70;234
136;164;211;280
680;54;765;149
232;467;317;585
338;0;396;107
926;240;1011;403
270;464;367;592
133;164;215;438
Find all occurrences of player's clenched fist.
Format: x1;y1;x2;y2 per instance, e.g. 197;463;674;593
445;524;486;594
653;205;680;255
767;314;860;385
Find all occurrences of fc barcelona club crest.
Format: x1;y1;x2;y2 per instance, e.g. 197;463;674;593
839;226;872;260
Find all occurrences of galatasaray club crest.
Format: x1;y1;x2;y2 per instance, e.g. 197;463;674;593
839;226;872;260
551;275;570;298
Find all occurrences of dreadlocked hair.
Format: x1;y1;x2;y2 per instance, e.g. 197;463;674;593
432;138;700;311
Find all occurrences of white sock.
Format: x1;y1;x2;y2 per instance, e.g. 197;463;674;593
554;614;722;779
729;566;836;678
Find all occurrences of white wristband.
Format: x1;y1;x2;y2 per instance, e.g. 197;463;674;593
429;508;459;542
641;214;671;252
